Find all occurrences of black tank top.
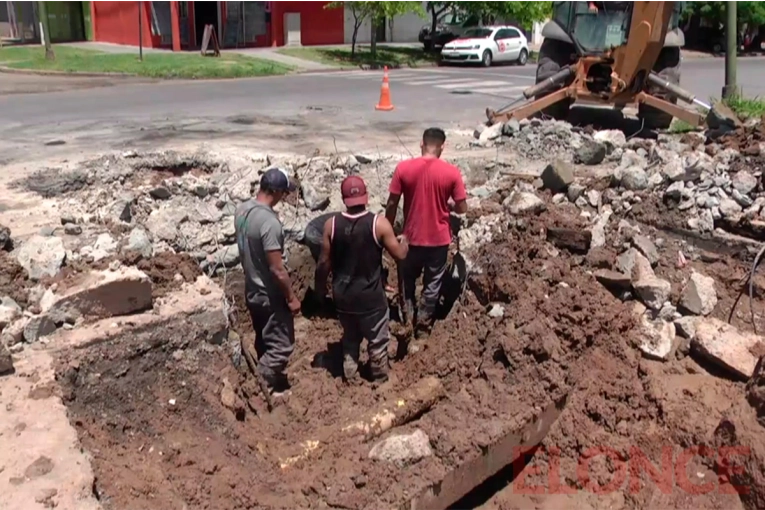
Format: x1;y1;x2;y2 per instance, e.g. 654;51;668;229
330;211;386;314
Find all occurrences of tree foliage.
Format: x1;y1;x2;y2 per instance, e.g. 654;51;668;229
684;1;765;28
453;1;552;28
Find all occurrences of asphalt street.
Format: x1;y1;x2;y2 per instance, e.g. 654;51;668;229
0;56;763;164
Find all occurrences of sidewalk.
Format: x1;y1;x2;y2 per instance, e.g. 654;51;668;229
227;47;337;71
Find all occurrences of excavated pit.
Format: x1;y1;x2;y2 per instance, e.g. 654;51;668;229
52;207;692;510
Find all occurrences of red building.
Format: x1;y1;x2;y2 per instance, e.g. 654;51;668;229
91;1;345;51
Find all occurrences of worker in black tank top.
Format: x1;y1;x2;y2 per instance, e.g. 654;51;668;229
315;176;408;383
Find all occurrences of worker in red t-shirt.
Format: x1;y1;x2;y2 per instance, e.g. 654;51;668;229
385;128;468;347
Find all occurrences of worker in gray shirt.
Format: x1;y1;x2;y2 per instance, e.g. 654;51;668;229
234;168;300;399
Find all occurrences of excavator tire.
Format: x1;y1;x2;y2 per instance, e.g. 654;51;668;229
638;46;681;131
534;38;575;121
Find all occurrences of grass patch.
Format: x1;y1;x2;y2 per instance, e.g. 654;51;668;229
278;45;437;68
0;44;293;79
668;118;698;134
722;94;765;119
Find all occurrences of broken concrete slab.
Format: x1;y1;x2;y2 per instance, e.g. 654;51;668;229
41;267;153;322
368;429;433;468
16;235;66;281
674;316;698;340
680;271;718;316
594;269;632;293
503;192;545;215
631;234;659;266
633;275;671;311
693;318;764;379
574;140;606;166
540;160;574;193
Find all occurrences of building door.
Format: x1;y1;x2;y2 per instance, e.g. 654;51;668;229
194;0;219;46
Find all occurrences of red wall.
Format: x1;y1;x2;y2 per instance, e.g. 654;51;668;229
272;1;343;46
93;2;155;47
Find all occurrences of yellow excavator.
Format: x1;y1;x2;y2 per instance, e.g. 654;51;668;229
486;1;735;130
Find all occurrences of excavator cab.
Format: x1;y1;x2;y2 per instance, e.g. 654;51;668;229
485;1;702;130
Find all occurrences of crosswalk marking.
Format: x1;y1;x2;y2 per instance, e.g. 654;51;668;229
467;85;528;96
404;77;478;86
436;80;510;89
302;68;531;99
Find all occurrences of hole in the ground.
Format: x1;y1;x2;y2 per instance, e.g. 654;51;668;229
448;445;540;509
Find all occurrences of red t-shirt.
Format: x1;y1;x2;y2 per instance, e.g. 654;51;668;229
389;156;467;247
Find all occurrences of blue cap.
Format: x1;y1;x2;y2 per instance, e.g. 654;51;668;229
260;168;296;192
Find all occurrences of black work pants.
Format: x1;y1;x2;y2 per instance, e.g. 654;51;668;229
401;245;449;324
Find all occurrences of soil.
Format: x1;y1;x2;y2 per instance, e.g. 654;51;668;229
51;183;765;510
0;251;33;306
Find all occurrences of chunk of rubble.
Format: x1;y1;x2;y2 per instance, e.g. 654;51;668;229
731;170;758;195
574;140;606;165
23;315;57;342
301;182;330;211
693;318;763;379
540;160;574;193
0;296;21;330
674;316;698;339
589;208;612;249
618;166;648;191
594;269;631;293
679;271;718;316
503;192;545;215
637;313;677;361
0;342;13;376
631;234;659;266
0;223;11;251
16;235;66;281
567;183;585;203
479;122;503;142
719;197;743;219
1;317;28;346
146;208;188;243
660;154;685;182
368;429;432;468
593;129;626;150
616;247;640;276
40;266;153;322
631;251;671;311
125;227;153;259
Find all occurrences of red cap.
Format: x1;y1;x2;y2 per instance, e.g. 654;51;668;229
341;175;368;207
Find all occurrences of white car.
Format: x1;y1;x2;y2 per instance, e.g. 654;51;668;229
441;26;530;67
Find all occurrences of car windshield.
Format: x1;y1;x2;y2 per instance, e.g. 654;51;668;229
464;28;492;39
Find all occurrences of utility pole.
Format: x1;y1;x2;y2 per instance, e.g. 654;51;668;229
138;1;143;61
37;1;55;60
723;1;738;98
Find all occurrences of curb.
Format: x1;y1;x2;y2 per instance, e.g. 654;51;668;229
0;65;135;78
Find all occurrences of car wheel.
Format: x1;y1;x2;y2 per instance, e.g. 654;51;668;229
517;48;528;66
481;50;493;67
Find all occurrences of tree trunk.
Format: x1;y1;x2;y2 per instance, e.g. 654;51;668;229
370;21;377;62
351;24;359;59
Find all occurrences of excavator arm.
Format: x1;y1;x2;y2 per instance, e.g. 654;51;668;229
486;1;728;129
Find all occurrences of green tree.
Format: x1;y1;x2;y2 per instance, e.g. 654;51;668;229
425;2;453;49
326;1;424;60
686;1;765;28
366;1;425;58
453;1;551;28
327;1;373;58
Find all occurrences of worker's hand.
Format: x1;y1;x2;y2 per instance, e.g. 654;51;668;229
398;234;409;252
288;296;302;316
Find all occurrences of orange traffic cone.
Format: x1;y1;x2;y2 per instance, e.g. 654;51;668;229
375;66;394;111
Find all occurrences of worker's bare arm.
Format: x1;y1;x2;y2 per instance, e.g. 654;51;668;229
314;218;333;296
377;216;408;262
385;193;401;227
450;199;468;214
450;172;468;214
266;250;298;304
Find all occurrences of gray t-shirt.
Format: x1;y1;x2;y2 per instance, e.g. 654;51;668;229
234;200;285;306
